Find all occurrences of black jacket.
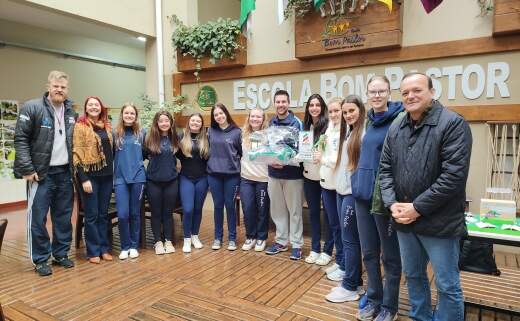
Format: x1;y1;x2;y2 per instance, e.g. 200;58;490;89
379;100;472;237
14;93;77;180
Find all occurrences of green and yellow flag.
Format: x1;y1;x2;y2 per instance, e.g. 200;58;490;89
378;0;392;12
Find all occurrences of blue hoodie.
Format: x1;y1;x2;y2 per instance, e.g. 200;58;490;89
351;101;404;201
207;125;242;175
268;111;303;179
114;127;146;185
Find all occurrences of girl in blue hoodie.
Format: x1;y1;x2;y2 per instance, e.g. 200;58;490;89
351;76;403;321
114;103;146;260
207;103;242;251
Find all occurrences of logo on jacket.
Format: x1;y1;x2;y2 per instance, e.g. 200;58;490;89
41;118;52;129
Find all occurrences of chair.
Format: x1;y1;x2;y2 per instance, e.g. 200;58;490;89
0;218;7;253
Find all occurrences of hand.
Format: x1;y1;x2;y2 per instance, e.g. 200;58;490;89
23;172;39;182
391;202;420;225
176;159;182;172
82;180;93;194
271;164;283;169
312;150;322;164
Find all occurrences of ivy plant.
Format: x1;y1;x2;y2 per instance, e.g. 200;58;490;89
170;15;243;79
139;94;191;129
284;0;313;20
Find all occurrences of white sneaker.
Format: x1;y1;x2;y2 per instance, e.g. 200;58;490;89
327;268;346;281
357;286;366;296
119;250;129;260
164;240;175;254
212;239;221;250
254;240;266;252
191;235;203;249
324;262;340;274
242;239;256;251
315;252;332;266
227;241;237;251
154;241;165;255
183;238;192;253
305;251;320;264
325;286;360;303
129;248;139;259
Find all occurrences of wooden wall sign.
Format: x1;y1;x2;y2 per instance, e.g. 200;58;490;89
493;0;520;36
295;0;402;60
176;35;247;73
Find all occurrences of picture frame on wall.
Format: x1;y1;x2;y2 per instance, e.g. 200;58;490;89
0;100;19;180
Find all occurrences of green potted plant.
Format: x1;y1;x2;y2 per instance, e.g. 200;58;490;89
171;15;247;78
139;94;192;129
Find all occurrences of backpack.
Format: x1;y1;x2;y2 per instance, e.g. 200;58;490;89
458;239;501;276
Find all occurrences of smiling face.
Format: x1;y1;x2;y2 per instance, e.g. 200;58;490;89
249;109;264;131
400;74;435;120
367;78;390;112
328;102;341;126
308;98;322;123
85;98;101;120
189;115;203;133
213;107;228;127
122;105;137;126
47;78;69;106
342;102;360;126
157;114;171;134
274;94;289;118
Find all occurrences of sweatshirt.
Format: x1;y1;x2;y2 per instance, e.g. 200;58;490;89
176;133;208;179
144;135;178;182
241;138;268;182
114;127;146;185
207;125;242;175
319;122;340;190
336;129;365;195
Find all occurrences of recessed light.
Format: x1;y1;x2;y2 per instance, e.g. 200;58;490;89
137;36;146;42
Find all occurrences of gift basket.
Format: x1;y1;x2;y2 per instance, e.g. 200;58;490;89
247;127;300;165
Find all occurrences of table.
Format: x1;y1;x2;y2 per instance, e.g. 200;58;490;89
466;213;520;246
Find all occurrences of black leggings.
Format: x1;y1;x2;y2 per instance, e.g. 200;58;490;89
147;179;178;242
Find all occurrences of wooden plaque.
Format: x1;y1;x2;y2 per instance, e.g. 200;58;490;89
176;35;247;73
295;1;402;60
493;0;520;36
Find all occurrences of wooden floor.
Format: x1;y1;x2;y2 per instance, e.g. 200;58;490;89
0;213;519;321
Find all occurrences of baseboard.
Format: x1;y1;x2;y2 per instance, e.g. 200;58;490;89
0;200;27;213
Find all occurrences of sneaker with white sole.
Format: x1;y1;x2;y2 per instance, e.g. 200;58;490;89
305;251;320;264
183;238;192;253
228;241;237;251
242;239;256;251
327;267;346;281
254;240;266;252
129;248;139;259
191;235;203;249
212;239;221;250
164;240;175;254
356;302;380;321
374;309;398;321
324;262;340;274
119;250;129;260
357;286;366;296
325;286;360;303
315;252;332;266
154;241;165;255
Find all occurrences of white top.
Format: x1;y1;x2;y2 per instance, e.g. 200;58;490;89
241;139;268;182
303;124;320;181
49;104;69;166
319;123;340;190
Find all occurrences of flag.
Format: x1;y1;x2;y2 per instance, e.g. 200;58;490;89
378;0;392;12
240;0;256;28
420;0;443;13
313;0;324;9
277;0;289;25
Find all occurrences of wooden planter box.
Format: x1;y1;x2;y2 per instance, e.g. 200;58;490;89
295;1;402;60
176;35;247;73
493;0;520;36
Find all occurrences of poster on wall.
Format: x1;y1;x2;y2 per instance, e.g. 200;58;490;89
0;100;18;180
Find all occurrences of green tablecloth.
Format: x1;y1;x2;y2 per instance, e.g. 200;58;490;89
466;213;520;238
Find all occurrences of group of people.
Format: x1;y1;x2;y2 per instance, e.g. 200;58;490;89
14;70;472;321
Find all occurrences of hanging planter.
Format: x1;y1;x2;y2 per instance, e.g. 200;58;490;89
171;16;247;77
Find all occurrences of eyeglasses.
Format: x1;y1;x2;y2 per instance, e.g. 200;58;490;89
367;90;389;98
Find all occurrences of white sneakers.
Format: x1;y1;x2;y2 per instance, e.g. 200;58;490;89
327;267;346;281
305;251;321;264
119;250;129;260
315;252;332;266
129;248;139;259
164;241;175;254
242;239;256;251
254;240;266;252
325;286;360;303
227;241;237;251
154;241;165;255
120;249;139;259
324;262;340;274
183;238;192;253
191;235;203;249
212;239;222;250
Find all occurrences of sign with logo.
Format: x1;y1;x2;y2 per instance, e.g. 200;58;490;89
196;85;217;111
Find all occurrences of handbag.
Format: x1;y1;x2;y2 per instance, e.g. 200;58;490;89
458;239;501;276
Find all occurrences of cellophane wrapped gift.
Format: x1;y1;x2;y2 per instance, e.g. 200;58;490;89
247;127;300;166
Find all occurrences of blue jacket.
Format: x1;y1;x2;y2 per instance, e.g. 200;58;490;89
351;101;404;204
268;111;303;180
114;128;146;185
207;125;242;175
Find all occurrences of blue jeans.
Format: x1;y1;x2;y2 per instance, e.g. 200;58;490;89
397;232;464;321
322;188;343;267
180;175;208;239
337;194;362;291
115;182;143;251
240;178;269;240
26;167;73;264
80;175;113;257
355;199;401;314
208;174;240;241
303;178;333;254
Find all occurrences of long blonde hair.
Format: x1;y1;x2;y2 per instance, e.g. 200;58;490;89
242;108;268;149
179;113;209;159
115;103;141;149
